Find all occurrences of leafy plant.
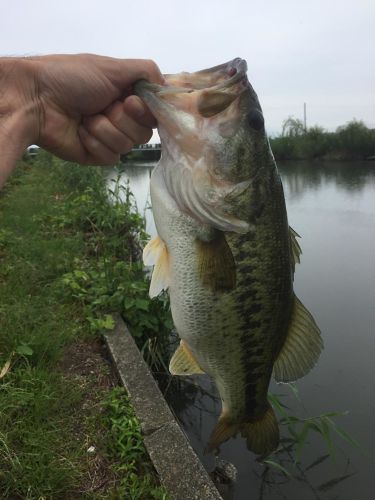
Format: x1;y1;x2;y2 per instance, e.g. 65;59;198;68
104;387;169;499
268;385;361;462
0;154;171;498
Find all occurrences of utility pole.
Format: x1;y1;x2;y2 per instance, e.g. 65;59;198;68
303;102;307;132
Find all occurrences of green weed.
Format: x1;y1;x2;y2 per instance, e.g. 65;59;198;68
104;387;169;499
40;162;174;371
0;157;169;498
268;385;361;463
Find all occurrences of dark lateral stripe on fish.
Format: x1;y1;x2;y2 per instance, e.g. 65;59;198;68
243;374;272;417
247;319;262;329
239;264;256;274
235;288;260;304
241;382;257;414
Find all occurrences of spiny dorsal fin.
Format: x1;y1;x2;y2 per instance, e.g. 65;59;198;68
169;340;205;376
206;404;279;456
273;295;323;383
143;236;170;298
289;226;302;267
196;232;236;292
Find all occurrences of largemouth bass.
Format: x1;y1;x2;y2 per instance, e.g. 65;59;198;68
135;58;323;456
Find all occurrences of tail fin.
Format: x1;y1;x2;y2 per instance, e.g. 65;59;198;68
240;405;279;455
206;405;279;456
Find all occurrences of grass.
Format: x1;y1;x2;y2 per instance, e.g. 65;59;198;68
0;156;169;498
104;388;168;500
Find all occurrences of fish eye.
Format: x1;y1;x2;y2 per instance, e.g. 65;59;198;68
247;109;264;131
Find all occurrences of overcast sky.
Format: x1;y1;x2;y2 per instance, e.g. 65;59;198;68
1;0;374;137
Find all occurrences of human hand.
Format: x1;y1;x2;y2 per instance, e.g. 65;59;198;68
0;54;163;182
30;54;163;163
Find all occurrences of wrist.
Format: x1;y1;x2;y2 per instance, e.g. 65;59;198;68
0;57;41;147
0;58;41;186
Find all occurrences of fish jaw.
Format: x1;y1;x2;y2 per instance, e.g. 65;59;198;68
135;58;272;233
134;58;252;164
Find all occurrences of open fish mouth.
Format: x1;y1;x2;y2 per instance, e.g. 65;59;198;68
159;58;248;94
134;58;250;114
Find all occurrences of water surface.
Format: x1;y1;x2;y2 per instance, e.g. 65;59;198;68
110;161;375;499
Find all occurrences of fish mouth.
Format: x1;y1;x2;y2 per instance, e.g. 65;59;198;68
161;58;248;93
134;58;250;121
135;58;248;98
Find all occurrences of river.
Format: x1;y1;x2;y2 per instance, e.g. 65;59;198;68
108;160;375;500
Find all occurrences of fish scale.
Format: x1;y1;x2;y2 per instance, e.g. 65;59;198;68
136;58;323;455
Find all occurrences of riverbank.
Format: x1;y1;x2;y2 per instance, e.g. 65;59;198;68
269;119;375;161
0;156;169;499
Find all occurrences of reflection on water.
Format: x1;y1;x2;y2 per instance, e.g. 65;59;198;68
107;162;156;236
281;161;375;200
113;160;375;499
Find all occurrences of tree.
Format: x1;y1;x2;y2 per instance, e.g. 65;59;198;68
336;120;374;158
282;117;305;137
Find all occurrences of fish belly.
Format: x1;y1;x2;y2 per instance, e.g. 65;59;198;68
150;165;279;421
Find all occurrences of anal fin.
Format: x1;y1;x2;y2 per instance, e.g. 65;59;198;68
169;340;205;376
143;236;170;298
205;413;238;454
273;295;323;383
196;232;236;292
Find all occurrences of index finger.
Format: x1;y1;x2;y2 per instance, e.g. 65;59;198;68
104;58;164;89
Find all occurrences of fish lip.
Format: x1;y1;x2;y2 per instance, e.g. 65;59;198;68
136;58;248;96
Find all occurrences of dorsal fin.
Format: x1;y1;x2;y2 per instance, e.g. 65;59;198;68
143;236;170;298
273;295;323;383
169;340;205;376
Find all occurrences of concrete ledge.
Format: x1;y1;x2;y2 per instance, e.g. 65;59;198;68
104;315;222;500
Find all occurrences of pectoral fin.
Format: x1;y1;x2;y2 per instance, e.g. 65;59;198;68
273;295;323;383
169;340;205;376
143;236;170;298
196;232;236;292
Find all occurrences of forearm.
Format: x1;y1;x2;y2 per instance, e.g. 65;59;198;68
0;58;39;187
1;54;162;178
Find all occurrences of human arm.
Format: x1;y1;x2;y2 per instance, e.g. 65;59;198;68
0;54;163;187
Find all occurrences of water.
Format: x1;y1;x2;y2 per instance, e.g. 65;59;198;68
109;160;375;499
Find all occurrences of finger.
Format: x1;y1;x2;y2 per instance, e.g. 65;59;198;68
121;95;157;129
78;126;120;165
82;114;137;153
98;57;164;89
119;58;164;85
104;101;154;143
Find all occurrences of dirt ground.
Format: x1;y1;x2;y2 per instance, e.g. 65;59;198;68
57;337;119;497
